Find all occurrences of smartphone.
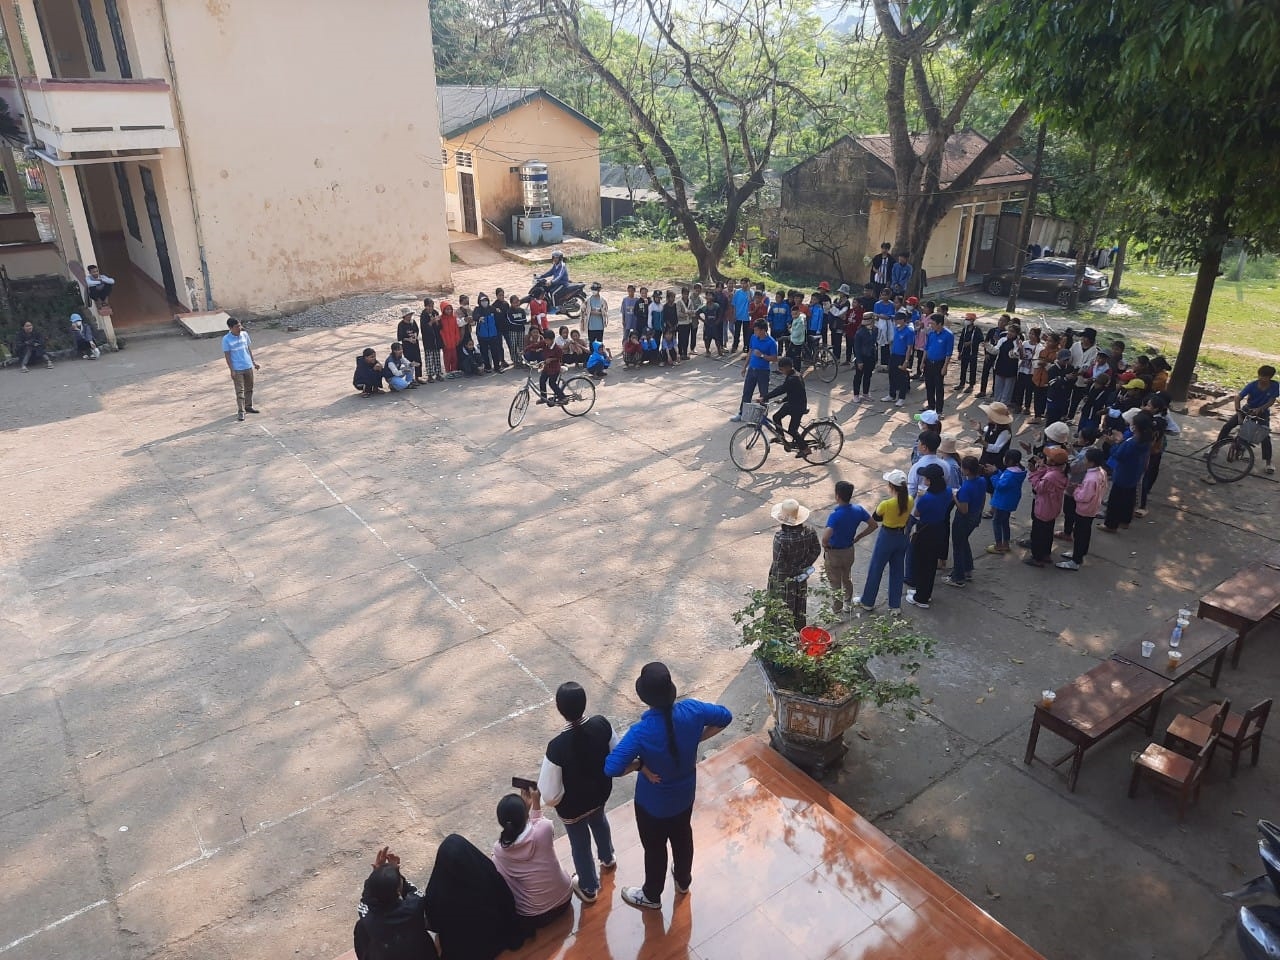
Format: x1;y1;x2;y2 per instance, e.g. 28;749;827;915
511;776;538;791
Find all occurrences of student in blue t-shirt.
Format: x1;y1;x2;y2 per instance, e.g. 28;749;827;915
221;316;260;421
731;320;778;422
985;450;1026;554
730;279;752;353
947;456;988;585
605;663;731;912
807;293;825;338
822;480;877;616
1217;364;1277;473
768;290;792;338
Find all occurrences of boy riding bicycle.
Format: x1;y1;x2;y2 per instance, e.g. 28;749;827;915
526;329;568;404
763;356;809;457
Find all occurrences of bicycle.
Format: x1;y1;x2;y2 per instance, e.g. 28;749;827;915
790;335;838;383
507;363;596;428
1205;414;1269;483
729;401;844;471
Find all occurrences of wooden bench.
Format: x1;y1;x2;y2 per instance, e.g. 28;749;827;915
336;736;1045;960
1198;563;1280;667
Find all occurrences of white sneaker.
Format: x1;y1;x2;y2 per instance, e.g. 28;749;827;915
672;869;690;895
571;875;598;904
880;395;894;402
729;414;742;422
621;886;661;911
1056;560;1080;570
895;399;905;407
905;590;930;609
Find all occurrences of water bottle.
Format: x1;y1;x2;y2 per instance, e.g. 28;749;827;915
1170;623;1183;648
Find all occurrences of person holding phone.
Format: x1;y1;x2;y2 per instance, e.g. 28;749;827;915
492;786;576;934
536;682;618;904
604;662;732;912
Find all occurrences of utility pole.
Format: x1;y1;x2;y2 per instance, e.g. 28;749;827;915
1006;121;1047;313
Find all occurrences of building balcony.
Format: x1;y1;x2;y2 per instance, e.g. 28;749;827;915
0;77;179;156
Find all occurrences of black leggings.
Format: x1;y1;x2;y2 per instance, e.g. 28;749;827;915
636;803;694;904
1104;485;1137;530
853;359;874;395
1140;452;1162;508
958;350;977;387
773;408;803;446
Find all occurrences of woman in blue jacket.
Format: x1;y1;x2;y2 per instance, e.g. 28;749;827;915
1103;410;1154;532
604;662;731;912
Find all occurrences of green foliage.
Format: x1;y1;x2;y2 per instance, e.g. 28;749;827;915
731;584;935;711
1;278;85;354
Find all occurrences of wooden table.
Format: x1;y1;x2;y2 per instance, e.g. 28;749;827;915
1024;659;1172;792
1198;563;1280;666
1111;616;1235;688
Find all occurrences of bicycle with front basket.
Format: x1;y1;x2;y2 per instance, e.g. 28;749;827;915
507;362;596;428
729;400;844;471
1205;413;1269;483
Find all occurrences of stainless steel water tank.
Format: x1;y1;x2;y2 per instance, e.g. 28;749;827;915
520;161;552;215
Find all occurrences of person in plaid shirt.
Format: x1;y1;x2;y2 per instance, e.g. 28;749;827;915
767;499;822;629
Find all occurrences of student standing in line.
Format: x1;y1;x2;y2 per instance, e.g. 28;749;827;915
823;480;877;617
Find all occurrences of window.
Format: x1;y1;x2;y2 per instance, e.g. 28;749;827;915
441;148;449;167
104;0;132;78
77;0;106;72
113;163;141;241
455;150;473;169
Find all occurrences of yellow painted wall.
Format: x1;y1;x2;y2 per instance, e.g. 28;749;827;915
444;98;601;236
146;0;451;314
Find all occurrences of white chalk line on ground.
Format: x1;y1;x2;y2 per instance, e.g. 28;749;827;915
3;426;558;955
257;424;551;696
0;698;551;955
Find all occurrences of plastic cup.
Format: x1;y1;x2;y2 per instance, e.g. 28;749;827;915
1140;640;1155;658
1178;608;1193;621
1167;650;1183;670
1039;690;1056;710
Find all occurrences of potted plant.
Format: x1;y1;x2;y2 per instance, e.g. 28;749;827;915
732;582;935;777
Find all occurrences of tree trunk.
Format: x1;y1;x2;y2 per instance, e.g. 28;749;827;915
1109;236;1127;298
1068;196;1109;310
1167;200;1232;404
1006;121;1047;312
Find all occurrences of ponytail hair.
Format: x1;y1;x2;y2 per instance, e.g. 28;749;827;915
662;705;679;762
496;794;528;847
893;482;908;515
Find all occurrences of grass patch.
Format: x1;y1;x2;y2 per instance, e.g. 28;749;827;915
571;237;816;291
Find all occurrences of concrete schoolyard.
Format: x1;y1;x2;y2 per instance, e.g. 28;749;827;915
1;270;1277;960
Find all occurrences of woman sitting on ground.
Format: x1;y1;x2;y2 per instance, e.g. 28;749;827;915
424;834;525;960
492;788;577;936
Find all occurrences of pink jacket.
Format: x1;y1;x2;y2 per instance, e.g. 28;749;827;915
493;808;571;917
1030;465;1068;522
1072;467;1108;518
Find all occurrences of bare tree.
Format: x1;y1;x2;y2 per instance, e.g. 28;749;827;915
537;0;833;280
870;0;1030;292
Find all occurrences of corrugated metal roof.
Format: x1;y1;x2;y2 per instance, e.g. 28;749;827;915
438;85;603;139
852;129;1029;188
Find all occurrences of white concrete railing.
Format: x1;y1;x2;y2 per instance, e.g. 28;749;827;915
0;77;179;155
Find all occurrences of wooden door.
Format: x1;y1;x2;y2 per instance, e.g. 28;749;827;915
138;166;178;302
459;172;478;235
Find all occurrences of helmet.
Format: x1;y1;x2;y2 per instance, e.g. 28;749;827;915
552;251;564;260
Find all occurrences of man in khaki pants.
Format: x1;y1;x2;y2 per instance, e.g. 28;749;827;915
221;317;261;422
822;481;877;617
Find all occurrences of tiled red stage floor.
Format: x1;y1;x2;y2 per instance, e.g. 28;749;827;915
340;736;1043;960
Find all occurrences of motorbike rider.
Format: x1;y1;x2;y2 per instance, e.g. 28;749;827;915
536;251;570;308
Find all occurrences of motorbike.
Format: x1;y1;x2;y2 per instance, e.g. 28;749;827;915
1224;819;1280;958
524;278;586;321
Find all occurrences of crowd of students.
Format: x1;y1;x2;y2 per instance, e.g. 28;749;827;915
352;666;731;960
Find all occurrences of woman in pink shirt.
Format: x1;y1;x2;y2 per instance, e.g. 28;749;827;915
1025;446;1069;566
493;788;578;935
1057;447;1108;571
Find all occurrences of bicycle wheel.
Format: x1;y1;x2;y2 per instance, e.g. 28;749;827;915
559;375;596;416
814;347;838;383
507;387;530;428
729;424;770;471
1206;437;1255;483
801;420;844;465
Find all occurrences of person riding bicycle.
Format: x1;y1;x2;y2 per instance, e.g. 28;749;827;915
1217;364;1277;474
763;356;809;457
531;330;568;405
535;252;570;308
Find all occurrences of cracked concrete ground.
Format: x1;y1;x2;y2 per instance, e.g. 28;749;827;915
1;268;1277;960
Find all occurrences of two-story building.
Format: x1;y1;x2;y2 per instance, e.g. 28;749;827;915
0;0;451;333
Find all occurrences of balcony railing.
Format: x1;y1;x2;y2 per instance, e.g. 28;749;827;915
0;77;179;155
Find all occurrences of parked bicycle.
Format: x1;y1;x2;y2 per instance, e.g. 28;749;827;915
792;335;838;383
507;363;596;428
1206;414;1269;483
729;401;844;471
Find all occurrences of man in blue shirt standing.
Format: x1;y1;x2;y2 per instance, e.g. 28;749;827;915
822;480;876;617
922;313;955;414
883;310;915;407
890;252;914;296
221;317;260;422
732;320;778;422
606;663;731;911
730;277;752;353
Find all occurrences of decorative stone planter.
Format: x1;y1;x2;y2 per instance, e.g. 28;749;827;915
756;659;861;778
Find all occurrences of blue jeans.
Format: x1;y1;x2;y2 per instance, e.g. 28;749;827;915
951;511;981;580
741;366;771;411
859;527;908;610
563;807;614;896
992;508;1012;545
388;374;411;391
